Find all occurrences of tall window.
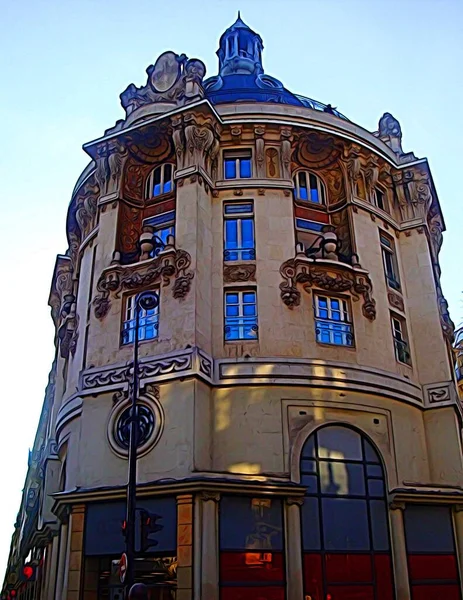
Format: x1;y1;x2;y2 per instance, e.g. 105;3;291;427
122;292;159;345
224;290;258;341
314;295;354;347
294;171;326;204
224;202;255;261
300;425;394;600
224;150;252;180
391;313;411;365
219;496;285;600
374;187;388;212
146;163;174;198
404;505;461;599
380;233;401;290
145;210;175;255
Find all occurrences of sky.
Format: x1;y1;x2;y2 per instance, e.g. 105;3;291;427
0;0;462;577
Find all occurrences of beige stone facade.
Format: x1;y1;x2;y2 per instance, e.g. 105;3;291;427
3;15;462;600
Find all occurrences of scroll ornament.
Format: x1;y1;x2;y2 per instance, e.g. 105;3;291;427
279;257;376;321
93;247;194;319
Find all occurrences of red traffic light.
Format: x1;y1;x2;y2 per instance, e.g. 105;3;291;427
10;592;16;598
22;566;34;580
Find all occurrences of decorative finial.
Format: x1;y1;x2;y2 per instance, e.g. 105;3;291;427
238;10;241;19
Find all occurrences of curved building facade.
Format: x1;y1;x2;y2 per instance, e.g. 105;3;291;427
4;15;463;600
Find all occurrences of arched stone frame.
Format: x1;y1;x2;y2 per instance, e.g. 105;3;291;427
292;168;328;207
289;416;397;490
293;420;397;599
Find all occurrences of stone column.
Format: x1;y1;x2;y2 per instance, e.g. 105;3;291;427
389;502;411;600
46;534;60;600
453;505;463;585
200;492;220;600
285;497;304;600
177;494;194;600
66;504;85;600
55;521;69;600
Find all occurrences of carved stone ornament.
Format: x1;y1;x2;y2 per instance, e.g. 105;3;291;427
378;112;403;155
66;177;99;270
93;246;194;319
200;491;220;502
427;386;450;404
387;291;404;312
171;112;220;175
279;255;376;320
120;51;206;118
223;264;256;283
95;140;128;197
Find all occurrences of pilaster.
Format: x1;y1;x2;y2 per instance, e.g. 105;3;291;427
285;497;304;600
177;494;194;600
66;504;85;600
389;502;411;600
200;492;220;600
46;534;60;600
55;521;69;600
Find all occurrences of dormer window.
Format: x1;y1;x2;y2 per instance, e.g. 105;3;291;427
146;164;174;198
224;150;252;180
294;171;326;204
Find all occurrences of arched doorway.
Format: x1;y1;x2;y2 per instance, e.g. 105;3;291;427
300;425;394;600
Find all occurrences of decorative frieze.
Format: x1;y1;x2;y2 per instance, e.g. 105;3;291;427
223;263;256;283
93;246;194;319
388;291;404;312
279;255;376;321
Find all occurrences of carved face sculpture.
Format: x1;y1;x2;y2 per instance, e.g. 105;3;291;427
185;59;206;80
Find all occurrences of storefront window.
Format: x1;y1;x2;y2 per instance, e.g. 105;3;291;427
83;498;177;599
219;496;286;600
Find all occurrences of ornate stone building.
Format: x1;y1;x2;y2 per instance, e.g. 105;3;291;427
3;15;463;600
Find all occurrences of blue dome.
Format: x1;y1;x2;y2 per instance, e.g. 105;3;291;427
205;14;348;120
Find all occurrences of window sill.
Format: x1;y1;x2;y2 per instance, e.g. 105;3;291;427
215;178;292;189
316;342;356;350
120;337;159;349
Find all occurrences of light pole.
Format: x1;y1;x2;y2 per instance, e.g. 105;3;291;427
125;290;159;592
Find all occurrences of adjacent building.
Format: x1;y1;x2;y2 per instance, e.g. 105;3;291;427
3;15;463;600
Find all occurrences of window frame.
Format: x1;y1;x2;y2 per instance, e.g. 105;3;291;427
293;170;327;205
223;201;256;261
224;289;258;342
380;232;401;291
223;149;253;180
121;291;160;346
391;312;411;365
313;294;354;347
374;186;389;213
144;210;176;256
145;163;175;199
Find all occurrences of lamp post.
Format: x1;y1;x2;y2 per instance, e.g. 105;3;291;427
125;290;159;592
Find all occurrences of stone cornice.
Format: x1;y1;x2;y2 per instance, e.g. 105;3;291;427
52;476;305;517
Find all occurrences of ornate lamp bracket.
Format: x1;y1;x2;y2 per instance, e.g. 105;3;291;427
279;254;376;321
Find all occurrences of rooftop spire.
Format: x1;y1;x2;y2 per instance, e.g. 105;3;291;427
217;14;264;76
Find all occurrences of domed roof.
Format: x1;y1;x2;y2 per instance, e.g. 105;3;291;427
205;14;348;120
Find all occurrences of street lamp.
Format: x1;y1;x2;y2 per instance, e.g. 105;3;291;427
125;290;159;592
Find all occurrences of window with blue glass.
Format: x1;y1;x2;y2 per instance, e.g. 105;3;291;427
380;233;401;291
314;295;354;347
122;292;159;345
294;171;326;204
219;496;286;600
146;163;174;198
145;211;175;256
224;150;252;179
224;290;258;341
300;425;394;600
224;202;255;261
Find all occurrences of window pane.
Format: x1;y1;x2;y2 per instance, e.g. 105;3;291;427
302;436;315;458
322;498;370;550
225;220;238;248
241;219;254;248
225;203;253;214
301;474;318;494
408;554;458;582
240;158;252;178
370;500;389;551
317;427;363;461
243;304;256;316
220;497;284;551
301;458;316;473
303;554;323;599
295;219;325;232
301;497;321;550
364;440;380;463
405;505;455;553
326;585;374;600
226;305;239;317
243;292;256;304
366;465;383;477
410;585;461;600
319;462;365;496
224;159;237;179
330;298;340;310
374;555;394;600
368;479;384;497
226;293;239;304
163;179;172;194
325;553;372;583
220;552;285;583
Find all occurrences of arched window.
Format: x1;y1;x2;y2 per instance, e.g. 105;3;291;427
300;425;394;600
294;171;326;204
146;163;174;198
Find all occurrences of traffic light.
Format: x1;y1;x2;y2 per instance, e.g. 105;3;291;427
121;519;127;539
20;564;36;583
140;510;163;552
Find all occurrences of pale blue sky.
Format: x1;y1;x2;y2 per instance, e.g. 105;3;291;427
0;0;462;575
